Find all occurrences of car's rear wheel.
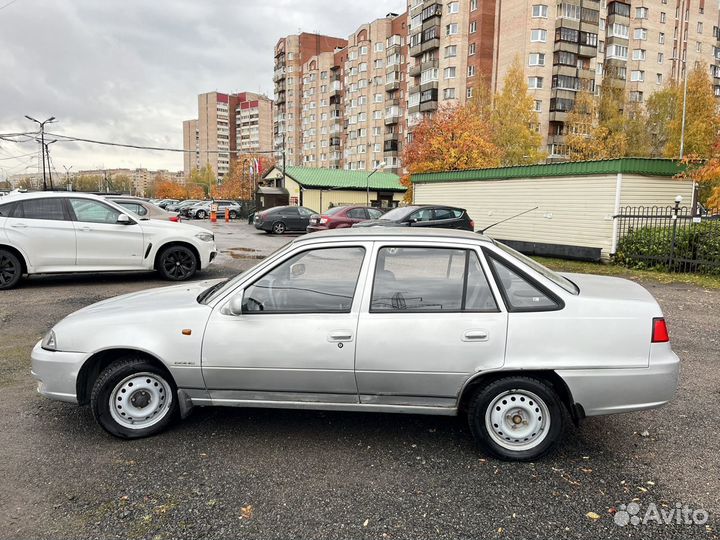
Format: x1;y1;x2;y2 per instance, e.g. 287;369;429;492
0;249;22;290
467;377;565;461
90;357;178;439
196;210;206;219
229;210;238;219
157;245;198;281
271;221;286;234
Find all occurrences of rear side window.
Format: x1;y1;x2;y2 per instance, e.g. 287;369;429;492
486;254;561;311
371;247;498;312
433;208;455;220
347;208;366;219
15;198;66;221
0;202;16;217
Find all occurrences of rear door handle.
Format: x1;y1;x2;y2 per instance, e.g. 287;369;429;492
328;331;354;343
463;330;489;342
80;226;92;232
10;223;28;229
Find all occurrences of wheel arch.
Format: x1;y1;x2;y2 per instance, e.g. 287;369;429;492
457;370;584;425
0;243;29;274
76;348;175;405
154;241;202;271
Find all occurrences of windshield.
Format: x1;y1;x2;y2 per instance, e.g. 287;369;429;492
379;206;416;221
492;240;579;295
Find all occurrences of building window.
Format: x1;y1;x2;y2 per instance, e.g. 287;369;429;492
630;70;645;82
470;0;478;10
635;7;648;19
468;65;476;77
629;91;644;102
444;66;457;79
533;100;542;112
657;52;664;63
531;4;548;18
633;28;647;40
632;49;646;60
467;87;474;99
659;32;665;44
448;1;459;13
375;42;384;52
608;23;629;38
656;73;663;85
468;43;476;55
660;11;666;23
531;28;547;42
443;88;456;100
697;22;703;34
528;53;545;66
528;76;544;89
360;46;368;55
558;3;581;20
606;44;628;59
446;23;459;35
470;21;477;33
445;45;457;58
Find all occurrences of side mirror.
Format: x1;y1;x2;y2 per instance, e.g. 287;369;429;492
290;262;306;278
222;293;245;316
117;214;133;225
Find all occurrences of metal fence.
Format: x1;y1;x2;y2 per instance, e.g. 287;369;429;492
614;203;720;274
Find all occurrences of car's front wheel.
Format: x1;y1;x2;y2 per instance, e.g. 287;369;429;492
229;210;238;219
90;357;178;439
157;245;198;281
196;210;206;219
0;249;23;290
467;376;565;461
271;221;286;234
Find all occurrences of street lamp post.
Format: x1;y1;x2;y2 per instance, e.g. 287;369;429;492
366;161;386;207
24;115;56;190
43;140;57;190
63;165;73;191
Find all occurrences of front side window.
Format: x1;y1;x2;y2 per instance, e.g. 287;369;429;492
14;198;66;221
486;253;562;311
242;247;365;313
70;199;121;224
409;208;434;222
367;208;384;219
371;247;498;312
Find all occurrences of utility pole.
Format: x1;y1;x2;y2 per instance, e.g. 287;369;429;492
43;140;57;190
63;165;73;191
24;115;56;190
679;62;689;159
282;133;286;188
366;161;386;206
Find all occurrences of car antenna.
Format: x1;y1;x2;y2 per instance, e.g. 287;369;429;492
478;207;539;234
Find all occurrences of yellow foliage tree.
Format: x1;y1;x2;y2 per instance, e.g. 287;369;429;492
213;154;274;200
491;57;546;166
401;101;501;202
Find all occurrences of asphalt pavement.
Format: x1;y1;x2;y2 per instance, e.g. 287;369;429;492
0;222;717;539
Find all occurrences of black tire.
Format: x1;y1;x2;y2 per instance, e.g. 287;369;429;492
90;357;178;439
229;210;238;220
467;376;565;461
271;221;286;234
196;210;207;220
0;249;23;290
157;245;198;281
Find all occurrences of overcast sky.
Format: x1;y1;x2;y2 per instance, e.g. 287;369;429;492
0;0;405;178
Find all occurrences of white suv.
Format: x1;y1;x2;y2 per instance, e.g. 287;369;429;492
0;192;218;289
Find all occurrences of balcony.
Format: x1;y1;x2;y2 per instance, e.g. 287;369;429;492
273;69;286;82
384;140;399;153
329;137;341;148
385;77;401;91
409;63;422;77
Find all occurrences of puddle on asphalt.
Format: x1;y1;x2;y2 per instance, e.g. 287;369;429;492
222;247;266;260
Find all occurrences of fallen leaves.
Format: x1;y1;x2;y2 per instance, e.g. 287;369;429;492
586;511;601;521
240;505;253;520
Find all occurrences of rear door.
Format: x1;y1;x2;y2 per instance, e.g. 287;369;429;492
346;207;368;226
355;243;507;408
68;198;145;269
3;197;76;271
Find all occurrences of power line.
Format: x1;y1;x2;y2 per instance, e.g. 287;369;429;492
0;0;21;11
0;150;39;161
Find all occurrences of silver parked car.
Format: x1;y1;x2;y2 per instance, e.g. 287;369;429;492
105;197;181;222
31;229;679;460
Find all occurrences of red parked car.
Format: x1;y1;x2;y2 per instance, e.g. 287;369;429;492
306;205;386;233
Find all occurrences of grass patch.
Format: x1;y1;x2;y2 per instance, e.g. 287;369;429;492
533;257;720;290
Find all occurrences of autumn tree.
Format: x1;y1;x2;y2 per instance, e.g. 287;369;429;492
214;154;274;200
664;64;720;159
72;175;103;192
491;57;546;166
188;164;216;197
401;101;501;201
645;85;678;157
154;180;188;200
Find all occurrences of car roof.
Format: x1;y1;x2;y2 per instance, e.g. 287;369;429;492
291;227;492;245
1;191;111;202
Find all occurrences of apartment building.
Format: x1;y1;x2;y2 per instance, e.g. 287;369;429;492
183;91;274;180
273;33;349;167
493;0;720;158
406;0;498;129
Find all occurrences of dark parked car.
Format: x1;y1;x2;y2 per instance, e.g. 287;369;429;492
352;205;474;231
307;205;386;233
254;205;316;234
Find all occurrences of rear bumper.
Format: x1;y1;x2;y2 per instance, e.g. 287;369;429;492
306;225;328;233
31;341;85;403
557;346;680;416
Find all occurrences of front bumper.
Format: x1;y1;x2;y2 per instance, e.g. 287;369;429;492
557;345;680;416
30;341;86;403
197;242;218;269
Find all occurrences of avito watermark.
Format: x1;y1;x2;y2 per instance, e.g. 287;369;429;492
614;502;709;527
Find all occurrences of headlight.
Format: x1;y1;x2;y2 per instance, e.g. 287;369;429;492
41;330;57;351
195;232;214;242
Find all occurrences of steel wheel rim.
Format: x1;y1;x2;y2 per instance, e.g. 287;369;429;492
273;222;285;234
109;372;172;429
485;389;550;451
163;249;194;278
0;254;18;285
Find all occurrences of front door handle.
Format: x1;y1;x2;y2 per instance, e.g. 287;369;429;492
79;226;92;232
10;223;28;229
463;330;489;342
328;331;354;343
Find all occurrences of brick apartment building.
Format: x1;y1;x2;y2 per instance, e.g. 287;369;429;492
273;0;720;172
183;91;274;180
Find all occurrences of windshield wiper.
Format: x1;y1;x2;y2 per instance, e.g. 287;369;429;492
197;279;228;303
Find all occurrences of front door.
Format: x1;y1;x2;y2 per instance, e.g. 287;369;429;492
4;197;76;271
202;244;370;403
355;244;508;408
68;198;145;269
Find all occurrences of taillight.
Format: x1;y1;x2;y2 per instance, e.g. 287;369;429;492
652;317;670;343
320;217;328;224
170;216;180;222
469;220;475;230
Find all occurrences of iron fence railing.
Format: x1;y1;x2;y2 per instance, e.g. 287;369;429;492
614;203;720;274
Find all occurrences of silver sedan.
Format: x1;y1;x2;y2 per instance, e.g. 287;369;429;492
31;229;679;460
